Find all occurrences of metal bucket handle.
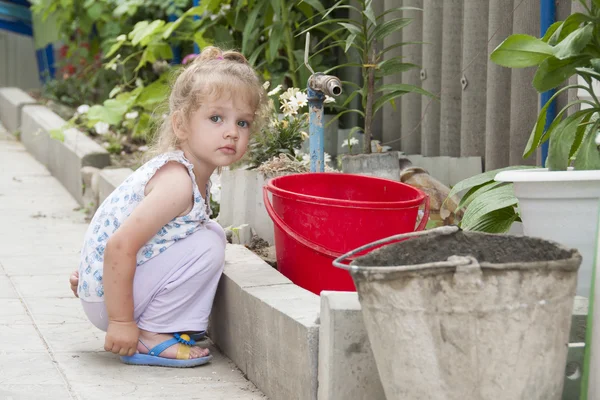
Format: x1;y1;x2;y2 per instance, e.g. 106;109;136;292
333;225;460;270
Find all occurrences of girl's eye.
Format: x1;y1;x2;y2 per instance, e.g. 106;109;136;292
238;120;250;128
210;116;222;123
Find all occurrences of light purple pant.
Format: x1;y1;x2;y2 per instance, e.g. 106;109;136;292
81;221;226;333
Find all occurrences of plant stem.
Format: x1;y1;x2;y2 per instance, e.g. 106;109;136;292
363;47;375;154
361;3;372;154
281;3;299;88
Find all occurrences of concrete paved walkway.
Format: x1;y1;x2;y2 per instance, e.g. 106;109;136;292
0;125;265;399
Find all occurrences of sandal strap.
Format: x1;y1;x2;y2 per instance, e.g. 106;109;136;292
147;337;180;357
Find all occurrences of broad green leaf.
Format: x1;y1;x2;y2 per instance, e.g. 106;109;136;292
131;20;165;46
49;128;65;142
300;0;325;14
532;56;587;92
86;3;103;20
546;111;588;170
162;20;183;39
132;112;151;140
242;3;264;55
547;13;588;45
147;42;173;61
137;79;170;111
542;21;564;43
87;104;124;126
298;18;358;37
105;40;125;59
339;22;362;36
490;34;554;68
341;89;361;107
570;113;598;158
523;85;583;158
268;22;284;62
373;90;407;114
109;86;121;99
376;59;419;77
573;119;600;170
345;33;357;52
592;58;600;73
576;67;600;81
194;31;212;50
553;24;594;60
363;6;377;26
325;108;365;126
372;18;412;42
269;0;281;18
446;165;536;201
457;180;505;212
380;41;426;56
185;4;210;17
248;42;267;66
462;206;520;233
460;184;519;230
377;83;436;98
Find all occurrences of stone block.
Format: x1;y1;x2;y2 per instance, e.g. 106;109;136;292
210;245;319;400
218;169;274;244
318;291;385;400
341;151;401;181
20;106;111;204
0;87;38;133
231;224;253;245
97;168;132;205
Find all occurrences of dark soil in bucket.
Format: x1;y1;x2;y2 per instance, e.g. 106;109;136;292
353;230;574;267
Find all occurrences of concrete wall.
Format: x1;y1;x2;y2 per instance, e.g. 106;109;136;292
0;31;41;91
375;0;575;171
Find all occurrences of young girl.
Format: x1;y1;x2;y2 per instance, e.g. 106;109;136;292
69;46;268;368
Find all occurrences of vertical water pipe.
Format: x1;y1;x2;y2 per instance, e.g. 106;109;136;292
193;0;200;54
540;0;556;167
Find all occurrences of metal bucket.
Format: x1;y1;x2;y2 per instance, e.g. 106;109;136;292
333;226;581;400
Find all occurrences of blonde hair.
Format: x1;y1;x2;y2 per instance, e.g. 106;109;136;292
145;46;269;159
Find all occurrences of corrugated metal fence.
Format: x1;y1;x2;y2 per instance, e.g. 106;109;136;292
377;0;582;171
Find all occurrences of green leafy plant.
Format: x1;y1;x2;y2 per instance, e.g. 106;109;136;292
448;0;600;234
302;0;435;154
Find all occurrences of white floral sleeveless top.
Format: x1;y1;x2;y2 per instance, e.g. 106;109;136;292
77;150;212;302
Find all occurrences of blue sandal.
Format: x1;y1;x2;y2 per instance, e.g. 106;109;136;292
120;333;212;368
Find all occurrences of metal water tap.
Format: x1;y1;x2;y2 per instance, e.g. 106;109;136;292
304;33;343;172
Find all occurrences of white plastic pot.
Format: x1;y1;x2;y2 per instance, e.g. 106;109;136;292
495;168;600;297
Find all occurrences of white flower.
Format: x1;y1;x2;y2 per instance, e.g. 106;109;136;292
76;104;90;114
125;111;139;120
210;13;218;20
94;122;110;135
263;81;270;90
280;101;300;117
109;64;117;71
341;137;359;147
135;78;143;87
324;95;336;104
280;87;300;101
268;84;283;97
300;152;331;166
138;145;149;152
221;4;231;11
295;91;308;108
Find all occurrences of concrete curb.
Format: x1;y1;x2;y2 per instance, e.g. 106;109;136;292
209;245;321;400
0;87;39;133
0;88;111;205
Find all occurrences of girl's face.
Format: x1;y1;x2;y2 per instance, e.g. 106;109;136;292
177;93;255;169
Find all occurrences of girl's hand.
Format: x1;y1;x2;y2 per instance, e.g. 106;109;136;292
105;320;139;356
